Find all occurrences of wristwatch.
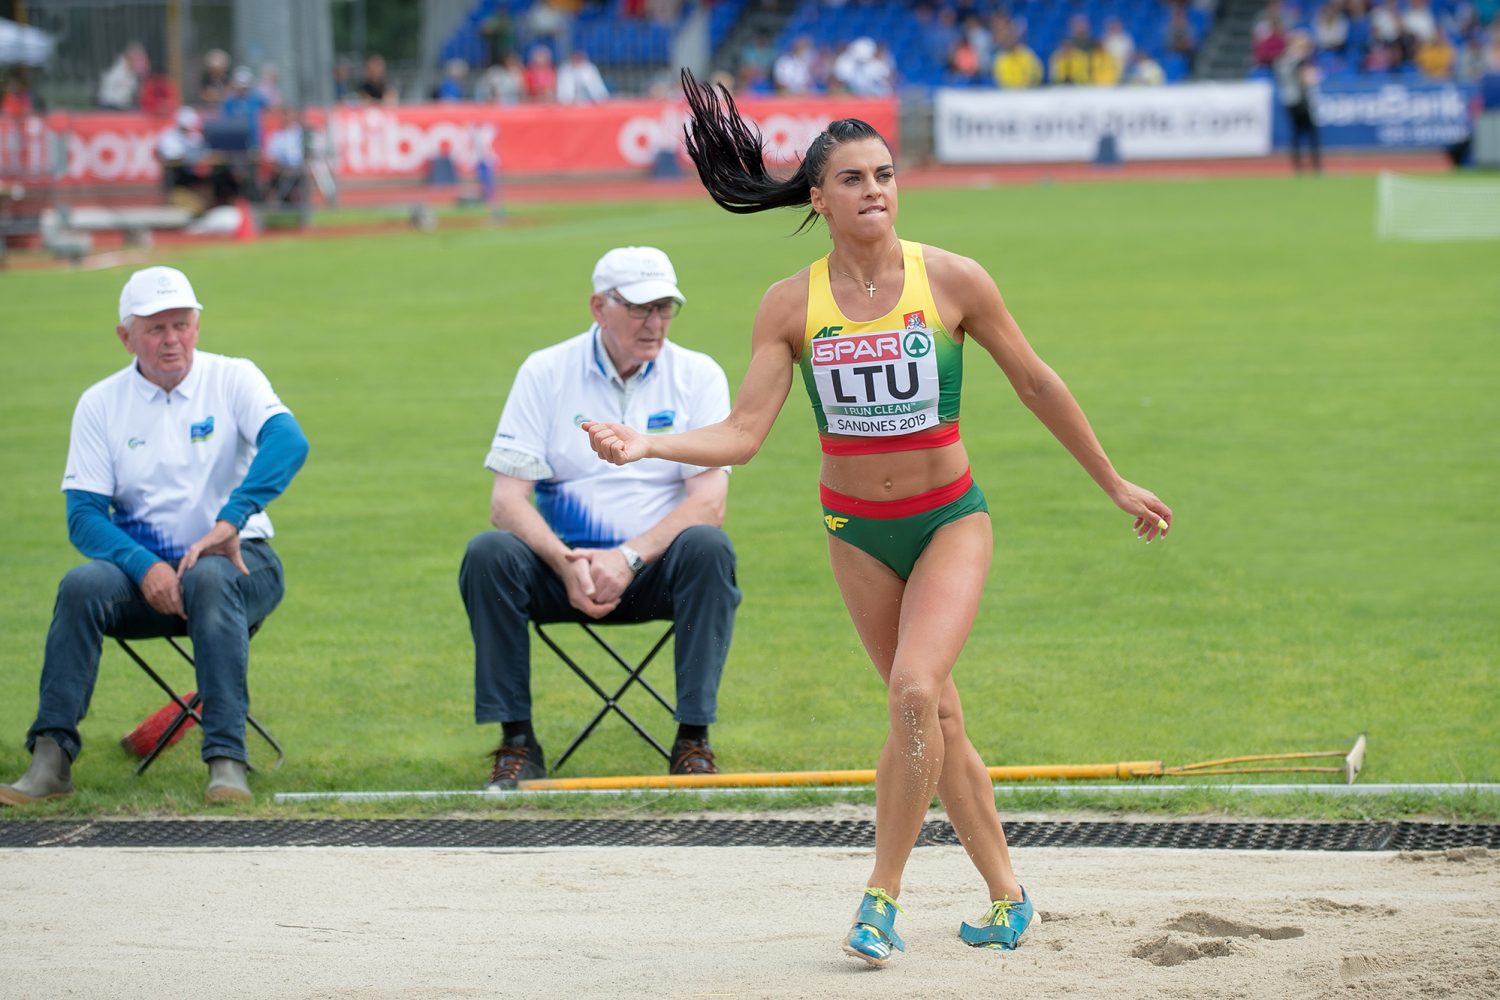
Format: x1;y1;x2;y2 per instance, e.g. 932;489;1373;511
619;544;646;575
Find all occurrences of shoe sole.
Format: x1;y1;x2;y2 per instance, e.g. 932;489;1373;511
0;788;72;807
841;944;891;968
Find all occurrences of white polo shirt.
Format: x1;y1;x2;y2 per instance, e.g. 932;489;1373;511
485;327;731;548
61;350;291;561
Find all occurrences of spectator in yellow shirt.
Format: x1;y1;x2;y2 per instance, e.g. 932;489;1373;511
992;24;1043;88
1414;32;1456;80
1049;38;1093;85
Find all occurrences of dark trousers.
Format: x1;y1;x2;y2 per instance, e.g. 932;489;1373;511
28;541;284;763
459;525;740;727
1288;102;1322;172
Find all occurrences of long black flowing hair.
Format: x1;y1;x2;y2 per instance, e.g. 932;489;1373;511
680;69;890;234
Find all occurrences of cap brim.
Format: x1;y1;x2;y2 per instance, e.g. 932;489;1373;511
125;295;204;321
614;280;684;305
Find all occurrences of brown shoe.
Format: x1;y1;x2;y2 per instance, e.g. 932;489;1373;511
486;736;546;789
669;738;718;776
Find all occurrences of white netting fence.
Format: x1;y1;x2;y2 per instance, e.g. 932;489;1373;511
1376;171;1500;242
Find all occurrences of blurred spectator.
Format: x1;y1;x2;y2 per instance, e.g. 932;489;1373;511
1275;32;1322;173
1101;17;1136;73
525;1;575;56
479;9;516;67
98;42;147;110
948;34;983;84
200;49;231;106
435;59;470;101
2;73;33;115
964;15;995;69
523;46;558;101
1369;0;1409;65
219;66;269;151
774;36;818;95
138;71;179;116
1165;4;1200;72
1402;0;1438;43
1313;4;1350;55
557;49;609;103
647;0;682;23
1065;13;1097;53
832;37;895;97
1455;30;1488;82
992;24;1043;89
255;64;283;109
359;53;398;105
155;106;207;209
736;30;777;83
263;110;306;207
1048;38;1093;85
925;7;963;70
1254;11;1289;67
1415;29;1457;78
475;54;526;104
333;58;356;104
1125;49;1167;85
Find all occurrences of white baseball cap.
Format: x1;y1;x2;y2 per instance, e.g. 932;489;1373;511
591;246;685;305
118;266;204;323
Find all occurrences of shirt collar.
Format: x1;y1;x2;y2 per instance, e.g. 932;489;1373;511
129;353;202;402
588;324;655;387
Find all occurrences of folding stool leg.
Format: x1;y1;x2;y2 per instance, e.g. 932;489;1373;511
114;635;286;774
533;623;676;774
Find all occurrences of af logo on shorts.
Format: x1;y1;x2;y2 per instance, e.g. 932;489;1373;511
824;514;849;531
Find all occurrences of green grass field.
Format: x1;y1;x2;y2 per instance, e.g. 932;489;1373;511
2;172;1497;817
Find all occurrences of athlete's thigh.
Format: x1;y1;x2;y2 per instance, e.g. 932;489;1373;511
827;533;904;683
892;512;993;685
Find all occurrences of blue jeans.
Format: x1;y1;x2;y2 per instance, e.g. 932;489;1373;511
459;525;740;727
27;540;285;764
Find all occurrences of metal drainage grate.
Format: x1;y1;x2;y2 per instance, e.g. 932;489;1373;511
0;819;1496;851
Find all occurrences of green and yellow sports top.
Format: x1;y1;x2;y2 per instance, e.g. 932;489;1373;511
799;239;963;455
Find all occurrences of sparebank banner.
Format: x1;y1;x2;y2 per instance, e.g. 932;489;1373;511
1282;78;1476;149
934;82;1274;163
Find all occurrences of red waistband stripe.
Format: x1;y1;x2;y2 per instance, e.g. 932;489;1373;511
820;470;975;519
819;421;960;456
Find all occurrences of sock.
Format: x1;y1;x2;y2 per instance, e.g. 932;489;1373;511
676;723;708;744
502;720;535;745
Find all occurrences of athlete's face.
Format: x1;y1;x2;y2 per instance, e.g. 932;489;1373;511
591;291;677;379
810;138;898;237
117;307;199;391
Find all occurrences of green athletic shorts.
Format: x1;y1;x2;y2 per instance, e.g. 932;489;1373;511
821;473;989;580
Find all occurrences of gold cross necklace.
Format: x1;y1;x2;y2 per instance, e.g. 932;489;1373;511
833;239;900;299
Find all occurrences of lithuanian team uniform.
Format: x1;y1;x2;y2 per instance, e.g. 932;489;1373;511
800;239;988;579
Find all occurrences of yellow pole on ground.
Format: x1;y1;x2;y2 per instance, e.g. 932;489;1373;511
519;761;1166;792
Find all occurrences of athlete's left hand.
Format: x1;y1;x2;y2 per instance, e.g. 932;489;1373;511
1110;481;1172;543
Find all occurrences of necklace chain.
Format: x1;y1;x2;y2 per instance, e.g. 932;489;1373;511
833;240;899;299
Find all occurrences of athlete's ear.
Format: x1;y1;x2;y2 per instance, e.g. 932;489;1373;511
809;184;827;216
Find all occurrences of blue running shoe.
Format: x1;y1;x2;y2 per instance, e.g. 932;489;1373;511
958;887;1037;951
843;887;906;967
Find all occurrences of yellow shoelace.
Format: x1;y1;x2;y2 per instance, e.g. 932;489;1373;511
863;887;903;916
981;898;1015;926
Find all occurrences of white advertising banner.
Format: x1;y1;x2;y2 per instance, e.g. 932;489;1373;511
934;82;1274;163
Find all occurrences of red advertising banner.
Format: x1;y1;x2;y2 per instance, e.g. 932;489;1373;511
9;98;898;187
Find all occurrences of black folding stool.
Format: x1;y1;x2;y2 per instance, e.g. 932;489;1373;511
533;621;676;774
113;621;285;776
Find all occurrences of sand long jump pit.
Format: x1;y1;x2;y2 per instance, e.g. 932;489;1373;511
2;814;1497;999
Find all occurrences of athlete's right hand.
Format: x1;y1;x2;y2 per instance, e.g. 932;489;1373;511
582;420;648;466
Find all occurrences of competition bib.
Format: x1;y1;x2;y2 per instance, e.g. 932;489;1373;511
810;327;940;437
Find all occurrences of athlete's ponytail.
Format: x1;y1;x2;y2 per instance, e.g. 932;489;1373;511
680;69;889;234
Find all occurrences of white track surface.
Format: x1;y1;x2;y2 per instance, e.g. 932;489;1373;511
3;842;1496;998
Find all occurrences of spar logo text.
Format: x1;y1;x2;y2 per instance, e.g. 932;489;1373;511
811;332;919;404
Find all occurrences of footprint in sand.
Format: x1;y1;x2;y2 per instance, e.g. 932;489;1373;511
1339;953;1403;982
1131;934;1241;967
1299;897;1398;917
1163;911;1305;941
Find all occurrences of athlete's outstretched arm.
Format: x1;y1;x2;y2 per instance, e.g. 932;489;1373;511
585;277;802;468
936;251;1172;540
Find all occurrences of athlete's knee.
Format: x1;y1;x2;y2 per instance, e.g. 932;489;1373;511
888;671;943;724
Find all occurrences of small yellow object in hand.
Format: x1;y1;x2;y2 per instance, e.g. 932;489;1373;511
1157;519;1168;531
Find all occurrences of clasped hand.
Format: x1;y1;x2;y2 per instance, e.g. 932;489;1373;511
561;546;635;618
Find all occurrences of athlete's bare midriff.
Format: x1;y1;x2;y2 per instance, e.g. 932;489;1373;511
819;439;970;500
